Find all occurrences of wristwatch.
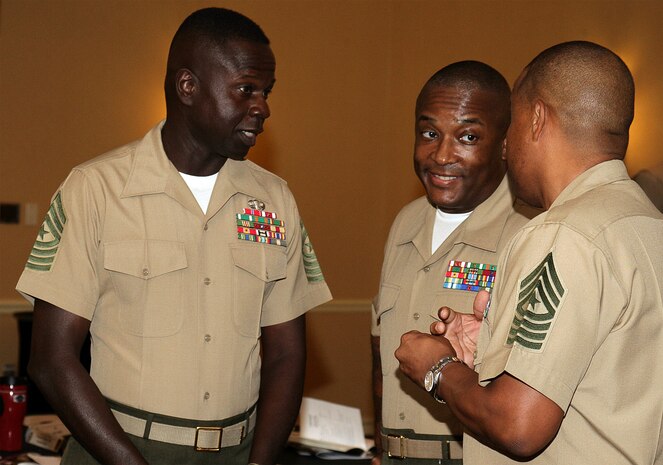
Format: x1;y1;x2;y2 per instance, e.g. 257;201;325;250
423;355;463;403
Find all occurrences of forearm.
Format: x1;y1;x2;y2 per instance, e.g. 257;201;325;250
438;365;562;458
250;316;306;464
29;351;147;464
29;300;147;465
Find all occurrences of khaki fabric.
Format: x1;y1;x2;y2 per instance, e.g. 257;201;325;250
467;160;663;464
16;122;332;421
373;177;537;436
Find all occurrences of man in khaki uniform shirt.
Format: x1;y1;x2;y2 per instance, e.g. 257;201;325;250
16;8;331;465
372;62;538;464
395;42;663;464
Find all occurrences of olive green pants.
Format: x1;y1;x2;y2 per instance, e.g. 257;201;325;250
61;429;254;465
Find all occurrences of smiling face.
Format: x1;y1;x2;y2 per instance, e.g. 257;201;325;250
414;84;508;213
189;39;276;160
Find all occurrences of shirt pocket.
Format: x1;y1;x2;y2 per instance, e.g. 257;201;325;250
104;240;187;337
375;282;401;375
230;243;287;338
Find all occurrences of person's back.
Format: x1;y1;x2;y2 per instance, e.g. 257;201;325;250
466;160;663;464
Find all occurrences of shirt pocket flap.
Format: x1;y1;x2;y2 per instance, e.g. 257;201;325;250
375;282;400;318
104;240;187;279
230;244;287;282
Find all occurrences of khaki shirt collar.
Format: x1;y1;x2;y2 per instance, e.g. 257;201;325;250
549;159;629;210
121;121;270;217
396;176;514;260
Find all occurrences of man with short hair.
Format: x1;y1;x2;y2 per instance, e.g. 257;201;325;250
396;41;663;464
372;61;538;464
16;8;331;465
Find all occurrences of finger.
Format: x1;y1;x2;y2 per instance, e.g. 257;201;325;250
438;306;457;323
430;321;446;335
473;290;491;320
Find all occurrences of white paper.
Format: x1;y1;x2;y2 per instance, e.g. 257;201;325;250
298;397;366;451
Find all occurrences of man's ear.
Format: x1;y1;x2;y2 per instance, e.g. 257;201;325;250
175;68;197;106
531;99;547;142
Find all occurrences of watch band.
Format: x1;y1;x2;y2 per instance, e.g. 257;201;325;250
429;355;464;404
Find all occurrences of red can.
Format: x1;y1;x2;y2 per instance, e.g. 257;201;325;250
0;376;28;452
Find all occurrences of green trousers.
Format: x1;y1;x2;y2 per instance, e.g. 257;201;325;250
61;429;254;465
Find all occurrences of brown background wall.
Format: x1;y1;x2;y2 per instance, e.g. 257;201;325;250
1;0;662;425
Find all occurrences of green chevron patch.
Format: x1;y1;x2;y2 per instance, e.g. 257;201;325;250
26;191;67;271
507;252;565;351
301;221;325;283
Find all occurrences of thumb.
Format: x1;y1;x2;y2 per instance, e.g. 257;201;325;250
473;289;491;321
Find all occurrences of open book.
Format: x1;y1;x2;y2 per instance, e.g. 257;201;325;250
288;397;374;459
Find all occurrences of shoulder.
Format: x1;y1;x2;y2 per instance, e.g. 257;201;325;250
544;180;662;240
242;159;288;187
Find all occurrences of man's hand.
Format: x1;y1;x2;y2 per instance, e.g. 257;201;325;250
395;331;455;389
430;289;489;368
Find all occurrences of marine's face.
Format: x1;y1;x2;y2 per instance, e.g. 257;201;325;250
414;85;507;213
191;39;275;160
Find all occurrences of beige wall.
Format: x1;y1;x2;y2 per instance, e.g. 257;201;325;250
1;0;663;423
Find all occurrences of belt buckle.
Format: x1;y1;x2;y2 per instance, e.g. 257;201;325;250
194;426;223;451
386;435;406;459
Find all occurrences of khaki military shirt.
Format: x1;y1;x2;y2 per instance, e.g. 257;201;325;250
372;177;536;435
467;160;663;464
17;122;332;420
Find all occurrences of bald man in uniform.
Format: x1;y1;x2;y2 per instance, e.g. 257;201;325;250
372;61;538;464
16;8;331;465
395;41;663;464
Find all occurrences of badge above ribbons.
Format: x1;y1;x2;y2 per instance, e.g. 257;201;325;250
507;251;566;352
26;191;67;272
236;199;287;247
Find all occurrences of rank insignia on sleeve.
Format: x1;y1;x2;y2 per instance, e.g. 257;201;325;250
507;252;566;351
236;206;287;247
443;260;497;292
26;191;67;271
300;221;325;283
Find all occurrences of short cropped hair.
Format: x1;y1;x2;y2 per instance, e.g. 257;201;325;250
171;7;269;52
417;61;512;133
515;41;634;155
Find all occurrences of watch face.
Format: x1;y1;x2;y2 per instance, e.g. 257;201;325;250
424;371;434;392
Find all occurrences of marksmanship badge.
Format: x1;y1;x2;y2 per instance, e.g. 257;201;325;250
26;191;67;271
507;252;566;351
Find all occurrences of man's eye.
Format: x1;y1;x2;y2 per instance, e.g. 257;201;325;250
262;88;272;99
421;131;438;140
239;85;254;94
460;134;478;143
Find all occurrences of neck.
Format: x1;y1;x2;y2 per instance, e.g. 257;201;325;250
161;119;227;176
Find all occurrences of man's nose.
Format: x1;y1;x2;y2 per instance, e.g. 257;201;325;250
250;97;270;119
431;137;457;164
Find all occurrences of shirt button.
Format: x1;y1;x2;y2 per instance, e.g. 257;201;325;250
423;266;430;272
204;334;212;342
142;268;149;276
399;412;405;420
203;277;211;285
413;313;420;320
203;223;209;231
203;392;210;400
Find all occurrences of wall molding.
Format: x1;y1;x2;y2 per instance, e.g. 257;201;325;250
0;300;31;315
0;298;371;315
312;299;371;313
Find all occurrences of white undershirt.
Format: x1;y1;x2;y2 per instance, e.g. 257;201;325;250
179;172;218;214
431;208;472;253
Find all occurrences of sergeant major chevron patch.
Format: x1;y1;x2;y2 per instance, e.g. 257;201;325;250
507;251;565;351
26;191;67;272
